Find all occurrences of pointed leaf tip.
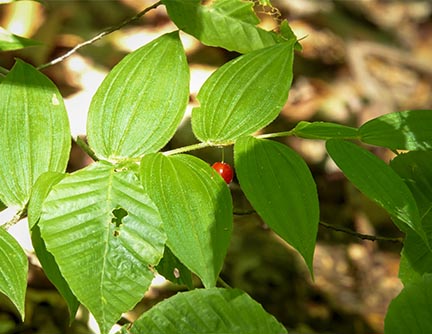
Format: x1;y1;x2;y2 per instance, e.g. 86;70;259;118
235;136;319;275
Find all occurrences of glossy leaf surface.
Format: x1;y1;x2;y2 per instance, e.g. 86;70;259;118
359;110;432;150
326;140;424;239
39;162;166;333
140;153;232;288
235;136;319;274
162;0;293;54
385;274;432;334
126;288;287;334
0;60;70;207
0;228;28;320
192;41;295;144
87;32;189;161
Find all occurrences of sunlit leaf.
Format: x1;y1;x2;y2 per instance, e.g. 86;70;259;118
192;41;295;144
39;161;166;333
359;110;432;150
326;140;424;241
162;0;295;54
0;60;70;207
0;228;27;320
124;288;287;334
87;32;189;161
385;274;432;334
235;136;319;274
0;27;41;51
140;153;232;288
293;121;359;140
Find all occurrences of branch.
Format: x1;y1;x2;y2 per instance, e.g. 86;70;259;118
319;220;403;243
37;1;162;71
1;206;27;230
233;209;403;243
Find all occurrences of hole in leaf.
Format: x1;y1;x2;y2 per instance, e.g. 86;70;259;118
111;207;128;237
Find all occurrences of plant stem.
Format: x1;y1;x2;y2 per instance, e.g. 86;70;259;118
256;129;295;139
1;207;27;230
163;142;212;156
217;277;232;289
0;66;9;77
36;1;162;71
75;136;99;161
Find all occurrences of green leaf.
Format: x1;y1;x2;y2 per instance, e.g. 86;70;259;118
391;151;432;217
38;161;166;333
0;228;28;320
401;232;432;280
140;153;232;288
192;41;295;144
0;27;41;51
87;31;189;161
28;172;65;229
385;274;432;334
293;121;359;140
162;0;293;54
156;246;193;289
359;110;432;150
126;288;287;334
0;60;71;207
391;151;432;279
326;140;424;239
234;136;319;274
31;224;80;320
398;252;423;285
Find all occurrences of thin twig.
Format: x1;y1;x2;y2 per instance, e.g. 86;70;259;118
75;136;99;162
37;1;162;71
234;208;403;243
1;207;27;230
319;220;403;243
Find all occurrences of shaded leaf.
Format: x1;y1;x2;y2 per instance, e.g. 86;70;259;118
0;27;41;51
0;60;70;207
31;224;79;320
385;274;432;334
326;140;424;240
87;31;189;161
28;172;65;229
39;161;166;333
234;136;319;274
391;151;432;280
359;110;432;150
293;121;358;140
156;246;193;289
0;228;28;320
140;153;232;288
126;288;287;334
162;0;294;54
192;41;295;144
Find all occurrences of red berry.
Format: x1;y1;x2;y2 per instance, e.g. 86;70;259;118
212;162;234;184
